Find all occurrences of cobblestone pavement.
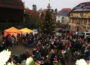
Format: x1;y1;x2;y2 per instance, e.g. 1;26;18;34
8;44;32;55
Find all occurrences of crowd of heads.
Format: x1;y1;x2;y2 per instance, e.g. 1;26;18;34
0;32;90;65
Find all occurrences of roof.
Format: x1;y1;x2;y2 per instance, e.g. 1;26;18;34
72;2;90;12
0;0;24;9
41;11;47;16
20;28;34;33
57;8;71;16
24;9;40;15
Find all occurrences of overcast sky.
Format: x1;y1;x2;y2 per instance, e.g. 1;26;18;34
22;0;90;11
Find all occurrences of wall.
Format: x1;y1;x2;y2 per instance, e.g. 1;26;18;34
56;15;69;24
69;11;90;32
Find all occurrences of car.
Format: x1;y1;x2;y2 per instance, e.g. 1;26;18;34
84;32;90;38
33;29;38;35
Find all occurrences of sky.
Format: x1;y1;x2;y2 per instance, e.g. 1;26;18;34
22;0;90;11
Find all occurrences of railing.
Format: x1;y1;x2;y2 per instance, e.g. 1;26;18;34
70;15;90;19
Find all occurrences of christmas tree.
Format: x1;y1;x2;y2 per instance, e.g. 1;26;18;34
41;9;55;34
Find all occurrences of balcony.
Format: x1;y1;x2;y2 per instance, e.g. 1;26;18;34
70;14;90;19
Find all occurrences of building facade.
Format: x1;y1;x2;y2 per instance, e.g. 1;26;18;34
69;2;90;32
56;8;71;24
56;15;69;24
0;0;24;30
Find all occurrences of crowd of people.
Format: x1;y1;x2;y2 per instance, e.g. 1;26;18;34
0;31;90;65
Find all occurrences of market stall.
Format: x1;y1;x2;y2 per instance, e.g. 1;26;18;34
4;27;22;37
20;28;34;34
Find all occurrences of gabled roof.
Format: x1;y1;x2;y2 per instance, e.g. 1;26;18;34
0;0;24;9
24;9;40;15
72;2;90;12
57;8;71;16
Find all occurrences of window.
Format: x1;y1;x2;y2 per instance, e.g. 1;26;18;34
89;19;90;24
70;13;73;17
80;19;82;25
84;19;87;24
80;13;83;17
76;19;79;24
62;17;64;19
62;17;64;23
